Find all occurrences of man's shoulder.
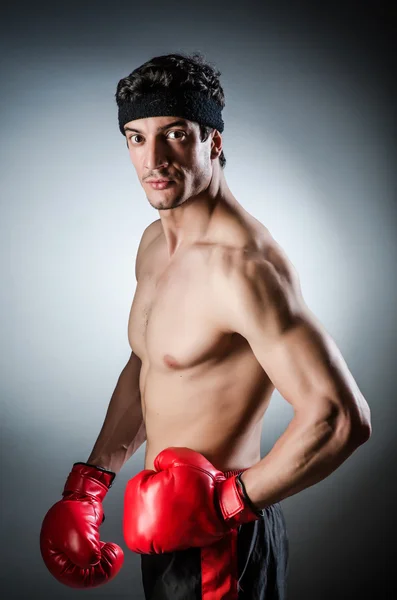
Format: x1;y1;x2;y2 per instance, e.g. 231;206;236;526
135;219;163;280
210;229;304;335
210;227;302;319
141;218;163;244
212;225;298;285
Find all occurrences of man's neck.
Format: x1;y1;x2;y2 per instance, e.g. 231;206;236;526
159;167;238;258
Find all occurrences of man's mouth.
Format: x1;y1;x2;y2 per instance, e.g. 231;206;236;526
147;180;175;190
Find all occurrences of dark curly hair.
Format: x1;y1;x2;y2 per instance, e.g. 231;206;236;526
115;52;226;169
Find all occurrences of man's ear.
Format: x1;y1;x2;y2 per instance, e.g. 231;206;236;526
210;129;222;160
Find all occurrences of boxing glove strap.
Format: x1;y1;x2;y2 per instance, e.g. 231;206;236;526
235;472;265;518
74;462;116;488
62;462;116;502
218;474;263;526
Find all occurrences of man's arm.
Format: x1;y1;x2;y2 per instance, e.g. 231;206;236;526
87;349;145;474
213;245;372;509
87;219;162;473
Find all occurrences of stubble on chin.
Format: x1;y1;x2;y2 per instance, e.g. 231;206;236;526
147;192;187;211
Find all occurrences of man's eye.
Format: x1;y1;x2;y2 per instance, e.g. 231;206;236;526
130;134;142;144
167;130;186;140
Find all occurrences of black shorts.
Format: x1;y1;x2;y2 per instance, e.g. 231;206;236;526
140;469;289;599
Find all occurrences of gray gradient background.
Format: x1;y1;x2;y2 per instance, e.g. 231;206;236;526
1;1;395;598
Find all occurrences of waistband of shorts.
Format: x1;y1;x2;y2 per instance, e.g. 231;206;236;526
223;467;248;479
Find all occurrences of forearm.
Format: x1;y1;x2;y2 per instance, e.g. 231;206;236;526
241;406;369;509
87;351;146;474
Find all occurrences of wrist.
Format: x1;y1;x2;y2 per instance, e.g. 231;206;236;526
235;472;264;518
75;462;116;487
218;473;263;527
63;463;116;503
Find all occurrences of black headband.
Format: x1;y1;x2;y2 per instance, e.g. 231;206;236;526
117;89;224;135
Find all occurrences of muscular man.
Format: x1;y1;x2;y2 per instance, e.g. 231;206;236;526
40;53;372;599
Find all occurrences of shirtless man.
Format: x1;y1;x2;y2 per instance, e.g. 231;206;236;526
40;53;372;599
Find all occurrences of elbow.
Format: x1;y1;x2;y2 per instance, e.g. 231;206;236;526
354;413;372;444
350;394;372;446
321;395;371;452
339;401;372;450
348;419;371;448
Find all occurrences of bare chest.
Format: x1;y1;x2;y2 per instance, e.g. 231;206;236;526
128;252;228;369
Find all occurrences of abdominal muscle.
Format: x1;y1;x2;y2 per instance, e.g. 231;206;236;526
140;344;274;472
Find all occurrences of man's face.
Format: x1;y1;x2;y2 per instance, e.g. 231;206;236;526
124;116;214;210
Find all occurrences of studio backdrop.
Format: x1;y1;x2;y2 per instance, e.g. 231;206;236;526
1;1;395;598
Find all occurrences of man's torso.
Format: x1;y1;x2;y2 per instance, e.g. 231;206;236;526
129;206;281;471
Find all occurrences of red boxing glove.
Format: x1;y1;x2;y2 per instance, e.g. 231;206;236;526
40;462;124;588
123;447;262;554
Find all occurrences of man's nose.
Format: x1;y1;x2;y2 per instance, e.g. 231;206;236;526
144;139;170;171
